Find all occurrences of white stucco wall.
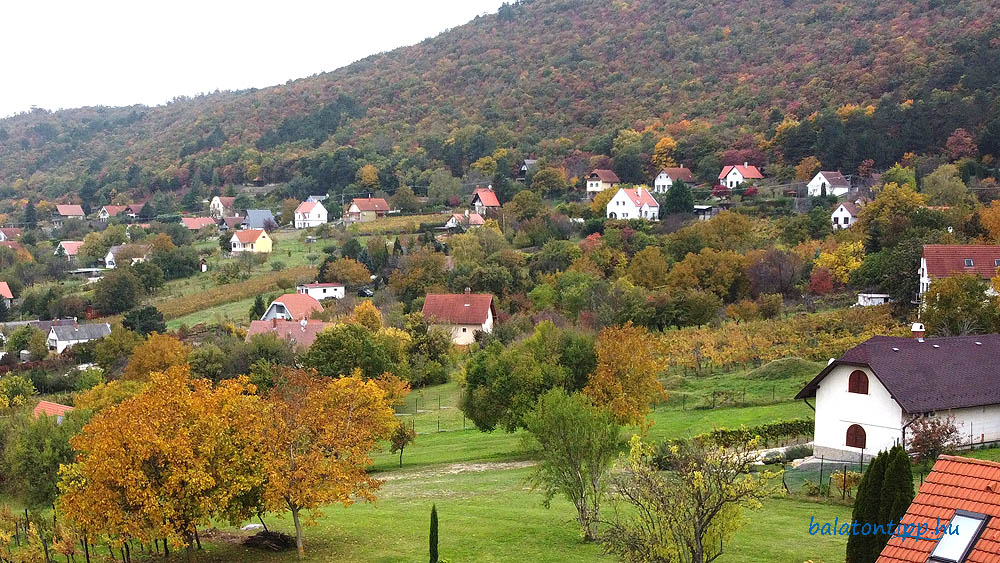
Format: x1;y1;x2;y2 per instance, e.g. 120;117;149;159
298;286;344;301
831;206;856;229
808;173;850;197
724;169;745;188
654;172;672;193
813;365;904;460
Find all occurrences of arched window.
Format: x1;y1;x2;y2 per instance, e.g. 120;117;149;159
848;370;869;394
846;424;866;449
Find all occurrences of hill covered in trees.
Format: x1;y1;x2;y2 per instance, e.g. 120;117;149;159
2;0;1000;205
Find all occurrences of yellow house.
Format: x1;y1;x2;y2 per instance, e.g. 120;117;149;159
230;229;272;254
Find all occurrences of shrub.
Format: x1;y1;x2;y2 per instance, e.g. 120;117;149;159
782;444;813;461
270;261;286;271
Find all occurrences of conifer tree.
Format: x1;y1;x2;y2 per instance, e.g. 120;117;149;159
250;295;266;320
429;504;438;563
846;449;888;563
878;446;914;548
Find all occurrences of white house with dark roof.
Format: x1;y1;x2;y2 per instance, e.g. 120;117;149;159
586;169;621;197
808;171;851;197
652;167;696;193
831;202;859;230
47;321;111;353
796;327;1000;462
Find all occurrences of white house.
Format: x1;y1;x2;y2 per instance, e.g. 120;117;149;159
294;200;328;229
586;169;621;197
260;293;323;321
918;244;1000;298
718;163;763;189
210;196;237;218
47;321;112;353
229;229;272;254
445;212;485;229
296;282;345;301
0;282;11;309
807;171;851;197
796;328;1000;462
104;244;150;269
0;228;22;242
55;241;84;262
652;167;696;193
606;187;660;221
831;202;859;230
471;188;500;216
856;293;891;307
422;291;494;345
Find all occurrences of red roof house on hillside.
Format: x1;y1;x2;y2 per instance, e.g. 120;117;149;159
54;205;85;224
347;198;391;222
260;293;323;322
422;290;495;345
33;400;73;422
918;245;1000;297
180;217;217;230
0;281;12;307
0;227;23;241
877;455;1000;563
586;169;621;197
246;318;331;350
606;186;660;221
653;167;696;193
719;163;764;188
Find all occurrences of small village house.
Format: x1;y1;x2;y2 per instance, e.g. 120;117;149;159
831;202;859;230
0;228;23;242
47;321;112;353
606;186;659;221
856;293;891;307
230;229;272;254
918;244;1000;298
807;170;851;197
32;400;73;424
260;293;323;321
297;282;345;301
694;204;718;221
471;187;500;216
718;163;763;189
652;167;695;193
55;241;84;262
53;204;85;225
241;209;277;230
796;327;1000;462
445;211;485;230
104;244;150;269
586;169;620;198
217;216;243;231
98;205;129;222
180;217;217;231
246;318;331;351
294;200;328;229
422;290;495;345
0;282;12;309
347;197;391;222
210;196;236;218
516;159;538;182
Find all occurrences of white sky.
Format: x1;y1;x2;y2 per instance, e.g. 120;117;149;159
0;0;504;118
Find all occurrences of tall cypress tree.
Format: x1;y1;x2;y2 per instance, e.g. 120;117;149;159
429;504;439;563
878;446;915;550
847;449;889;563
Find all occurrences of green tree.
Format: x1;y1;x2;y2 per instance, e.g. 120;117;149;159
662;180;694;214
122;305;167;336
93;268;143;315
27;329;48;361
391;185;421;212
250;294;267;320
530;167;567;195
922;274;1000;336
922;164;974;207
6;326;42;356
505;189;545;221
24;201;37;229
522;388;621;541
390;421;416;467
427;169;461;206
429;504;439;563
4;412;82;509
847;449;889;563
877;446;914;550
305;323;394;379
189;343;227;381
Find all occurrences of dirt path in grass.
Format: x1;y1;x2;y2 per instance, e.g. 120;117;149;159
379;460;537;481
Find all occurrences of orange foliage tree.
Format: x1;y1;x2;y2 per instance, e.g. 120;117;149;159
122;332;191;381
584;322;665;426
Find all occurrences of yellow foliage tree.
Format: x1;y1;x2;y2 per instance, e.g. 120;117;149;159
585;323;666;426
795;156;822;182
652;136;678;169
814;241;865;284
351;300;383;332
357;164;380;188
591;188;616;215
322;257;371;287
979;201;1000;243
627;246;669;289
122;333;191;381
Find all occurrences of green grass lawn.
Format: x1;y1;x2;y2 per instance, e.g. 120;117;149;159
166;296;260;330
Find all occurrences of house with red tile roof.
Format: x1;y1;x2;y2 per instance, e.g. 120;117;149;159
719;163;764;188
796;329;1000;461
294;200;328;229
97;205;140;222
261;293;323;322
586;169;621;197
0;282;12;308
210;196;237;218
180;217;218;231
422;290;494;345
445;212;485;230
229;229;271;254
606;186;659;221
471;187;501;215
652;167;696;193
296;282;345;301
32;400;73;423
246;318;332;351
878;455;1000;563
0;227;23;242
918;245;1000;298
832;201;860;230
347;198;391;222
55;241;84;261
53;204;85;225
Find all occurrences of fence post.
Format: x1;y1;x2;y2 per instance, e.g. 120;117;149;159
819;455;824;495
842;465;848;500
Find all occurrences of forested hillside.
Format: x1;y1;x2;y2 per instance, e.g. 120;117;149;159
2;0;1000;206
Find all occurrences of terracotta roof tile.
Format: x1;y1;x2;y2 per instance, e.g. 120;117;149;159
351;198;390;212
718;164;764;180
0;282;11;300
422;293;494;325
620;188;659;208
233;229;266;243
32;400;73;419
590;169;621;183
181;217;217;230
267;293;322;321
923;245;1000;280
56;204;85;217
472;188;500;207
658;167;696;182
296;201;319;213
246;319;331;350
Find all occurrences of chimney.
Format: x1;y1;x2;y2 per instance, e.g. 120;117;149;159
743;161;749;167
271;318;278;328
300;318;308;332
637;186;642;197
464;287;471;294
911;322;926;341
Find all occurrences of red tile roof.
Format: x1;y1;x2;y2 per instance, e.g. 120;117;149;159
58;241;84;256
233;229;266;243
620;188;659;208
719;165;764;180
0;228;22;239
269;293;323;320
216;196;236;208
56;204;85;217
246;319;331;350
181;217;217;230
451;213;486;226
923;245;1000;280
878;455;1000;562
0;242;23;253
101;205;129;216
32;400;73;419
590;169;621;183
351;198;390;212
658;167;696;182
422;293;494;325
296;201;320;213
0;282;11;300
472;188;500;208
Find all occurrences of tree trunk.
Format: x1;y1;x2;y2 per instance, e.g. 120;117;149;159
399;448;404;467
82;536;90;563
258;514;269;533
292;508;305;559
194;528;201;550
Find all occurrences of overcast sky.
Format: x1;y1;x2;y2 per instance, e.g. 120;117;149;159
0;0;504;118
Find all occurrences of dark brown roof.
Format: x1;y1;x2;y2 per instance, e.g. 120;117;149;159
818;170;850;188
923;245;1000;280
422;293;494;325
589;169;621;183
835;202;859;217
658;167;696;182
879;455;1000;562
796;334;1000;413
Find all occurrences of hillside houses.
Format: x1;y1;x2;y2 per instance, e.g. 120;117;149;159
422;290;495;345
918;244;1000;298
98;204;141;222
294;200;328;229
241;209;277;230
471;187;500;216
831;202;859;230
347;198;391;222
230;229;271;254
53;205;85;225
246;318;331;351
718;163;763;188
297;282;345;301
808;170;851;197
55;241;84;261
606;186;659;221
586;169;620;198
652;167;695;193
180;217;217;231
46;321;111;353
104;244;150;268
445;212;485;230
260;293;323;321
0;228;22;242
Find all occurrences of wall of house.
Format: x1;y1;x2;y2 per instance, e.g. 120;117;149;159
947;405;1000;447
831;208;855;229
813;364;904;461
725;170;744;188
606;190;638;219
654;173;672;193
300;286;344;300
261;303;290;321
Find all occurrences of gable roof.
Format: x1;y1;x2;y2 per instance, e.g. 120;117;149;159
422;293;494;325
589;169;621;183
49;322;112;342
180;217;217;230
718;164;764;180
834;202;860;217
214;196;236;208
0;282;12;300
619;188;659;208
32;400;73;419
101;205;129;216
450;213;486;226
57;241;84;256
246;319;331;350
233;229;266;243
296;201;322;214
219;216;244;229
351;198;391;212
878;455;1000;563
658;167;696;182
241;209;276;229
0;241;24;253
816;170;850;188
923;245;1000;280
0;228;22;239
471;188;500;208
795;334;1000;413
268;293;323;320
56;204;85;217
